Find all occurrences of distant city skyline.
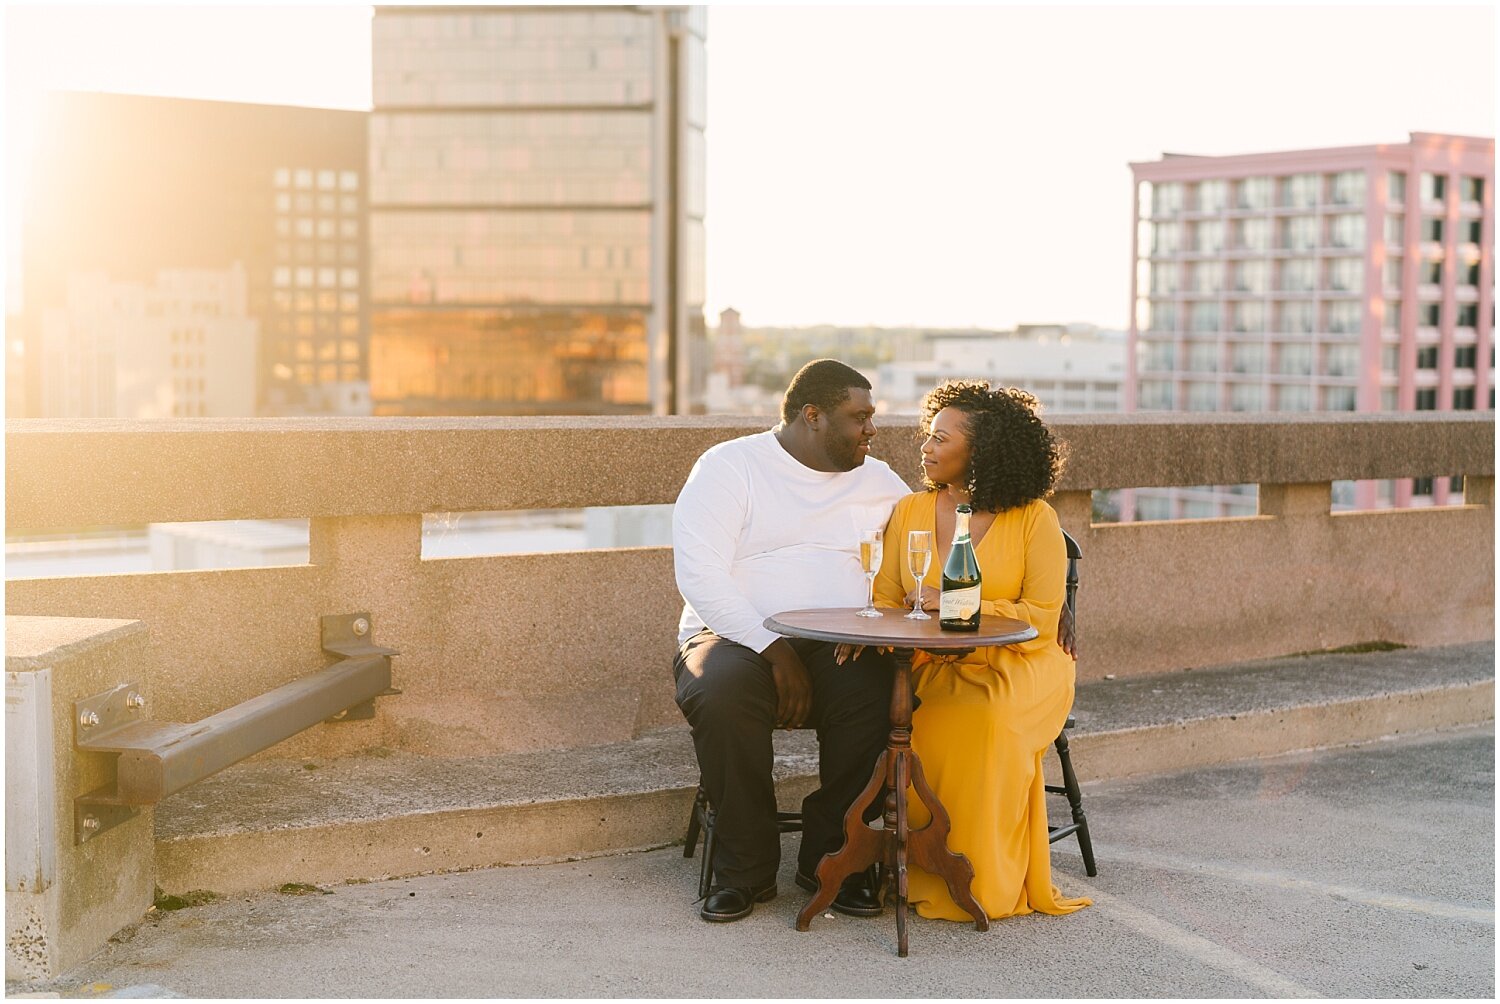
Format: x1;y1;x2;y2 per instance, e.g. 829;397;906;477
4;3;1495;330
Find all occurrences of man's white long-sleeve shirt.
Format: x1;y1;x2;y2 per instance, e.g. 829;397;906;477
673;430;911;652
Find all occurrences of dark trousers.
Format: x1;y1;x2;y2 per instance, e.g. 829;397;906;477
673;630;895;889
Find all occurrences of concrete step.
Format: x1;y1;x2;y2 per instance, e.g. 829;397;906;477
155;640;1494;895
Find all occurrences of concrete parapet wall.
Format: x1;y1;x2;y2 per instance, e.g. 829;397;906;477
5;617;155;980
5;414;1494;757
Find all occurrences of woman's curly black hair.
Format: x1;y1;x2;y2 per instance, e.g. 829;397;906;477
919;380;1067;513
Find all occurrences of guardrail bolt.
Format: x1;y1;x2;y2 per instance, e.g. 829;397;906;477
79;710;100;729
81;816;100;834
127;692;146;710
352;617;370;637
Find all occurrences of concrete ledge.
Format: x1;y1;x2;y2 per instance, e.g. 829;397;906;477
154;641;1494;895
7;413;1492;528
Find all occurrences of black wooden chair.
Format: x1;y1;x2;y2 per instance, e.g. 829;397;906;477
684;528;1097;894
1047;529;1097;876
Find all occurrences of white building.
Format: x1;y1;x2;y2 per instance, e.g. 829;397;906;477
39;265;259;418
876;324;1126;414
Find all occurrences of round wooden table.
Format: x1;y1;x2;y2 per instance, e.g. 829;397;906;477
765;607;1038;957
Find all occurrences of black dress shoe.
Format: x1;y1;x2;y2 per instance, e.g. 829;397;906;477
794;868;884;918
700;881;776;923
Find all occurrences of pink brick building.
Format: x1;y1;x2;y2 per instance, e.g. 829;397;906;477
1128;132;1494;512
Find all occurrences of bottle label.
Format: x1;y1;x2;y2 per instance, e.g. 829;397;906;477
940;585;980;621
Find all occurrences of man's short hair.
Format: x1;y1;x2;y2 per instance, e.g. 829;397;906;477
780;358;872;424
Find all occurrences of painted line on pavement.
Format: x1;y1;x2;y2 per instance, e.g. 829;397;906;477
1093;846;1495;926
1072;881;1320;999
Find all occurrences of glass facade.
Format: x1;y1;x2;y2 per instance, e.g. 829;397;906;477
369;6;707;415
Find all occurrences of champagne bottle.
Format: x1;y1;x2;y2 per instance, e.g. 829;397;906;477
940;503;982;632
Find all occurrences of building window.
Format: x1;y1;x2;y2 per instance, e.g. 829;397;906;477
1324;344;1360;377
1415;388;1437;410
1233;260;1268;293
1381;345;1399;372
1327;170;1365;207
1191;261;1222;293
1416;346;1439;369
1278;300;1315;334
1230;342;1264;374
1154;182;1184;216
1280;215;1318;251
1419;260;1443;285
1454;387;1476;410
1464;219;1483;245
1232;217;1270;251
1139;380;1174;409
1186;340;1220;373
1326;257;1363;292
1420;173;1447;203
1412;477;1434;496
1152;222;1181;254
1327;214;1365;249
1147;302;1177;333
1278;343;1313;376
1387;171;1406;204
1195;179;1227;213
1385;214;1405;244
1381;387;1398;411
340;171;359;192
1454;345;1477;369
1324;300;1362;334
1383;256;1403;290
1233;301;1265;333
1322;386;1357;411
1421;218;1445;242
1382;299;1402;333
1194;220;1224;252
1230;383;1265;411
1457;304;1479;328
1277;384;1312;411
1419;303;1441;327
1186;382;1219;411
1460;176;1484;204
1460;260;1480;286
1278;258;1317;292
1450;475;1466;494
1236;176;1272;210
1279;173;1319;208
1142;341;1176;372
1190;303;1220;333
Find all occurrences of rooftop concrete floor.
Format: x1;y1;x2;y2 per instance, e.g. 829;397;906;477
10;724;1493;999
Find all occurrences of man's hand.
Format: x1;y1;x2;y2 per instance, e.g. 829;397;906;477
764;639;812;729
1058;602;1077;660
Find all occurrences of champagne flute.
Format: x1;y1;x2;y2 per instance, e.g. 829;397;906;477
905;530;933;620
856;527;883;618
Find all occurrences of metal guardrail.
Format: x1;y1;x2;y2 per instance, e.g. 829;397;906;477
70;613;398;844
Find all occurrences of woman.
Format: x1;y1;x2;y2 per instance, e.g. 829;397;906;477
872;380;1090;922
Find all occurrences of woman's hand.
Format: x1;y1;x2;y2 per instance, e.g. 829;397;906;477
906;584;939;613
1058;603;1078;660
834;644;892;665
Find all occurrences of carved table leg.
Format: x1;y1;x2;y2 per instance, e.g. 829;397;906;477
796;646;985;955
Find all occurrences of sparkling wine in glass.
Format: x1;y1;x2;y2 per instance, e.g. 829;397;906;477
856;528;883;618
905;530;934;620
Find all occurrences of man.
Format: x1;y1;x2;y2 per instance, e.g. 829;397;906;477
672;359;910;923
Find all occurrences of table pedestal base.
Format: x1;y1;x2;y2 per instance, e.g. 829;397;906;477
795;654;988;956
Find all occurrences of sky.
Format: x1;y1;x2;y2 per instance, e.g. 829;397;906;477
3;2;1496;330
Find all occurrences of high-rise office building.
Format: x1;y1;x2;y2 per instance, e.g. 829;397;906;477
1129;133;1494;512
19;92;370;417
368;5;707;415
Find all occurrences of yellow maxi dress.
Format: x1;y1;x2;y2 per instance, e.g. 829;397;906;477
874;491;1091;922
